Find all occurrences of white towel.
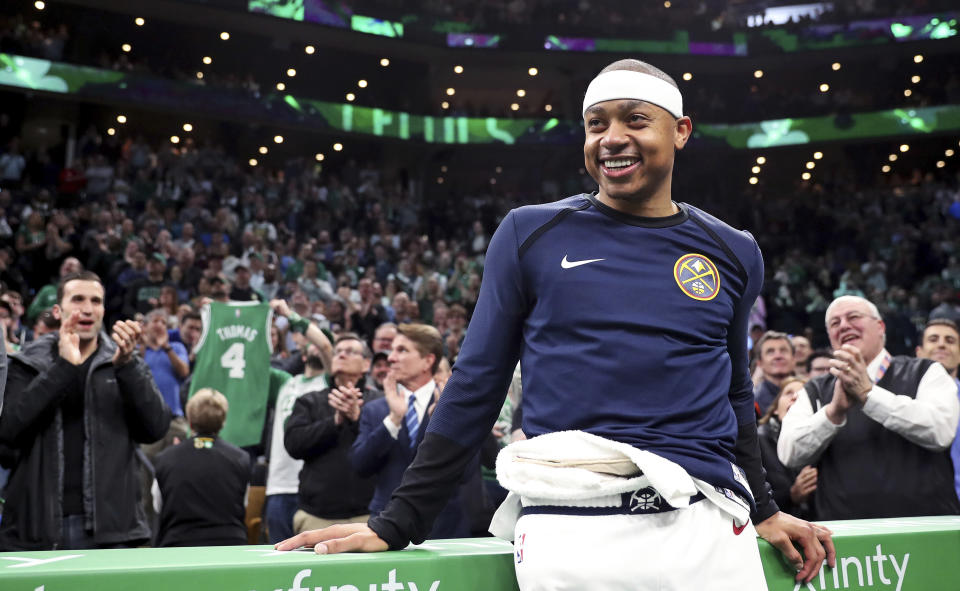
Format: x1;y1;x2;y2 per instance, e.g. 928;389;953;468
489;431;750;540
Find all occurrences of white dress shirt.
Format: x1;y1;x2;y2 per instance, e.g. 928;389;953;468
778;349;960;469
383;379;437;440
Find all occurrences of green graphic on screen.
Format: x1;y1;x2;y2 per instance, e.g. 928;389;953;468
2;53;959;148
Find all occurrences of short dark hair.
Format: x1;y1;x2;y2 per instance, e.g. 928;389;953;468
57;271;104;305
922;318;960;342
598;59;678;90
182;310;202;324
806;349;833;374
755;330;794;358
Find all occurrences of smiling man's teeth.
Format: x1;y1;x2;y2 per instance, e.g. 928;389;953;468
603;159;637;169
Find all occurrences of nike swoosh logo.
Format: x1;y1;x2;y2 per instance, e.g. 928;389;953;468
732;519;749;536
561;255;605;269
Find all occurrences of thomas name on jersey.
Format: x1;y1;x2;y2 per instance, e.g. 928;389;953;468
215;325;260;342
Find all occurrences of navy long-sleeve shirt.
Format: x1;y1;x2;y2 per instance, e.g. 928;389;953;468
370;194;778;548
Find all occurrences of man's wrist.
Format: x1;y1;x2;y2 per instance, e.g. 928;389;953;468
824;402;845;425
287;311;310;334
163;344;173;352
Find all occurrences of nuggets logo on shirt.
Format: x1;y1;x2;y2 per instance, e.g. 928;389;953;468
673;254;720;301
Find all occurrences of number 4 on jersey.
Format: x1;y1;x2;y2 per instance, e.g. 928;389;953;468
220;342;246;378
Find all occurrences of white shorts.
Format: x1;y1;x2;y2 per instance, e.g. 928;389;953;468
513;498;768;591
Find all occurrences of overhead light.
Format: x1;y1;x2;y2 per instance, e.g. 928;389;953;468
286;68;296;77
751;166;761;174
748;176;758;185
947;149;955;157
545;104;553;112
682;72;693;81
248;158;257;166
182;123;193;132
315;153;324;161
107;127;116;136
904;89;912;97
121;44;132;53
274;135;283;144
801;172;811;180
441;101;449;109
889;154;898;162
34;1;45;10
517;89;526;97
914;54;923;63
333;143;343;151
510;103;520;111
446;87;455;96
346;93;355;101
135;17;146;26
258;146;268;154
453;65;463;74
911;75;921;84
358;79;368;88
490;178;497;185
441;165;448;172
831;62;841;71
116;115;127;124
380;58;390;67
276;82;285;91
196;71;204;79
496;166;503;173
805;161;815;169
937;160;946;168
305;45;315;54
170;136;180;144
220;32;230;41
437;177;444;184
754;70;763;79
882;165;891;173
528;67;538;76
664;0;671;6
900;144;910;152
819;83;829;92
203;56;212;65
813;151;823;160
756;156;766;165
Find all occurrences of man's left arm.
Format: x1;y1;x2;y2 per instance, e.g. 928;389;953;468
112;319;172;443
861;362;959;450
727;237;835;584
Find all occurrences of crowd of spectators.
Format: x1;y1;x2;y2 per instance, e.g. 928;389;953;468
0;63;959;545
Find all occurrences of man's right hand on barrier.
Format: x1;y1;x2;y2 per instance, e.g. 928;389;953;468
275;523;389;554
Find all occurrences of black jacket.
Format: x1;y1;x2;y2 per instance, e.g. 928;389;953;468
154;436;249;547
0;332;171;550
284;379;382;519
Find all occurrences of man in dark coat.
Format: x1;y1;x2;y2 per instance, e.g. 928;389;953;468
0;270;171;550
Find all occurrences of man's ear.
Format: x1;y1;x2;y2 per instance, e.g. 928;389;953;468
52;304;62;321
674;116;693;150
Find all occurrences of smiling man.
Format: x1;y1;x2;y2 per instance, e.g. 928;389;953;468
0;271;171;549
779;296;960;520
277;59;834;589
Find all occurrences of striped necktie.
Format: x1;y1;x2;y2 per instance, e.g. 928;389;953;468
405;393;419;449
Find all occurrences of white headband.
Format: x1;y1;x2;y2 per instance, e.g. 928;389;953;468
582;70;683;118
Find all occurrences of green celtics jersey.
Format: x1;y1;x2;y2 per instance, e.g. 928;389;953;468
189;301;273;447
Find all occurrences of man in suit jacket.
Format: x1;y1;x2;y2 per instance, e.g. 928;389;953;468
351;323;469;538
